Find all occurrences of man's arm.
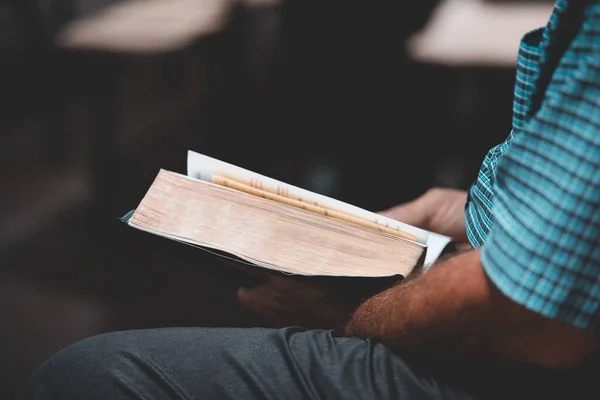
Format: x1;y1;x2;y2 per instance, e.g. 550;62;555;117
345;250;600;368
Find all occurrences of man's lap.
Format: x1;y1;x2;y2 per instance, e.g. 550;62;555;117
28;327;477;400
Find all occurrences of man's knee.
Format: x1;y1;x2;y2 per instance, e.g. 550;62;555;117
27;327;266;399
28;331;139;400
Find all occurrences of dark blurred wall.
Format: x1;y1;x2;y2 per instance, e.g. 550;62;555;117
206;0;442;211
281;1;442;208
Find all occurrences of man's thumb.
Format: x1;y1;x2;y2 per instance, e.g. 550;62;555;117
237;285;271;311
379;201;426;228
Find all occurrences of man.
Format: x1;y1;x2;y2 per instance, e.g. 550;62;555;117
28;0;600;398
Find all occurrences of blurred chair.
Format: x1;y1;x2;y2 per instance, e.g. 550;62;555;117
0;0;234;256
55;0;233;222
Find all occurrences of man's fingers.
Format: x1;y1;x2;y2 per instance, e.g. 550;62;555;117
237;285;288;326
237;285;271;310
379;201;426;227
237;284;283;314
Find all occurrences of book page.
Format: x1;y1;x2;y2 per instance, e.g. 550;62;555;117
187;150;430;245
424;232;453;267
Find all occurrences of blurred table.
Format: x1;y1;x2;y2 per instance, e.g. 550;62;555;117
407;0;553;67
58;0;230;53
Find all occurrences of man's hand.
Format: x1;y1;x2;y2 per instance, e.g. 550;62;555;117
237;273;359;332
380;188;468;242
236;189;469;331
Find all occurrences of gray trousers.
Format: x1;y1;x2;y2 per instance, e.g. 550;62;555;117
27;327;591;399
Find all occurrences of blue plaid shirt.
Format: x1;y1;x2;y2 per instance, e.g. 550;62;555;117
465;0;600;331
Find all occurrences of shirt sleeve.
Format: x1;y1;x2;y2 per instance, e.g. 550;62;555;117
481;50;600;331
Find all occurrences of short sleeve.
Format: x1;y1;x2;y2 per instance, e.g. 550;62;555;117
481;49;600;331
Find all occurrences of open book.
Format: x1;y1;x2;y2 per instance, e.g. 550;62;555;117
124;151;453;278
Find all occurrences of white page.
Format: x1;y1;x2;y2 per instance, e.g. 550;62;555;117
187;150;430;245
424;232;453;267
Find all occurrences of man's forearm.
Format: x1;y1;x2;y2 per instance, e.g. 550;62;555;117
345;251;491;359
344;250;600;367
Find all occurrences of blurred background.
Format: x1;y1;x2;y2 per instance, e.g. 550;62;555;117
0;0;553;398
